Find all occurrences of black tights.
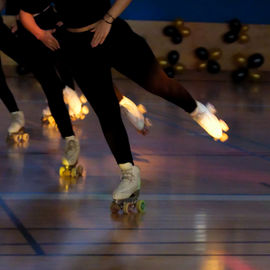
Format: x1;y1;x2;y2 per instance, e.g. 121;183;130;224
0;17;74;138
59;18;197;164
0;57;19;113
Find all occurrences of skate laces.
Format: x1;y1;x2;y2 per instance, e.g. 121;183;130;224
120;169;134;183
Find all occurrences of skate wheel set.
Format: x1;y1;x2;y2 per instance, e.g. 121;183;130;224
110;191;146;215
41;115;57;127
137;104;152;135
70;105;90;122
7;130;29;144
59;164;84;178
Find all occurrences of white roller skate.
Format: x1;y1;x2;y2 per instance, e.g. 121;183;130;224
190;101;229;142
7;111;29;143
59;136;83;178
63;86;89;121
111;163;145;214
120;96;152;136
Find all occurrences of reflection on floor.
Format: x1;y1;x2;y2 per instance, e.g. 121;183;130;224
0;74;270;270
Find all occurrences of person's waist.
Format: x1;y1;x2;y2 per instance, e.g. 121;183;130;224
33;5;52;18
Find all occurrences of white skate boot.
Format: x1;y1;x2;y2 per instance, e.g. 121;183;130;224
190;101;229;142
111;163;145;214
120;96;151;135
59;136;83;177
63;86;89;121
7;111;29;143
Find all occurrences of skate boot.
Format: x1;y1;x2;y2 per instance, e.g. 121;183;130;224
59;136;83;178
120;96;152;136
7;111;29;143
41;106;57;127
111;163;145;214
190;101;229;142
63;86;89;121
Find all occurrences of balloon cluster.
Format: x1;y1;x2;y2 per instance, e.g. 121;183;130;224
223;18;250;44
194;47;222;74
232;53;264;83
159;50;185;78
163;18;191;44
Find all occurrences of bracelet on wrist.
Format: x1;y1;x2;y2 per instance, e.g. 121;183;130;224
106;12;116;21
103;18;113;25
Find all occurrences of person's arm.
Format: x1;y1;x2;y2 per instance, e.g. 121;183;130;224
19;9;60;51
90;0;133;48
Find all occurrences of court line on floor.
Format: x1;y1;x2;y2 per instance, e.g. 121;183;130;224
1;240;270;246
1;193;270;201
0;197;45;256
0;253;269;257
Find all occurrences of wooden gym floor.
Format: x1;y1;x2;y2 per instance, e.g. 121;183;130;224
0;73;270;269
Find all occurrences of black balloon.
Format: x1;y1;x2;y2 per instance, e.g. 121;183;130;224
229;18;242;33
195;47;209;61
247;53;264;69
171;33;183;44
168;50;180;65
163;25;178;37
223;31;238;43
16;64;31;75
164;67;175;78
231;68;248;83
207;60;221;74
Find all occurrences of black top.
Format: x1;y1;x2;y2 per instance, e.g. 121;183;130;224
5;0;20;15
21;0;112;28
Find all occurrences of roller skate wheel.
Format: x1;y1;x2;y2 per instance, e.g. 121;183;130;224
82;105;89;115
80;114;85;120
137;104;147;114
136;200;146;213
23;133;29;142
219;119;229;132
123;202;132;214
14;135;19;143
110;202;120;213
77;165;83;176
71;167;77;178
59;166;65;176
80;95;87;104
220;133;229;143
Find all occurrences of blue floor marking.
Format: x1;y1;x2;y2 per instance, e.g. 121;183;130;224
0;197;45;256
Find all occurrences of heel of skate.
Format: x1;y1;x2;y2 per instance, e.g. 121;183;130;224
59;164;83;178
110;190;145;215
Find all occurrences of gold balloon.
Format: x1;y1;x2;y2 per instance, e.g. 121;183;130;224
238;34;249;44
209;48;223;60
241;25;249;32
249;71;261;81
158;59;169;68
197;62;207;71
233;53;247;67
180;26;191;37
174;63;185;74
174;18;184;29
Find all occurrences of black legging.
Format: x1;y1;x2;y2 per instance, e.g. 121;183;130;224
0;16;74;138
0;57;19;113
58;18;197;164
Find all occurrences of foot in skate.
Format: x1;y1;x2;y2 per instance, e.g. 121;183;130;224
59;136;83;178
64;87;90;121
120;96;152;135
191;101;229;142
111;163;145;214
7;111;29;144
